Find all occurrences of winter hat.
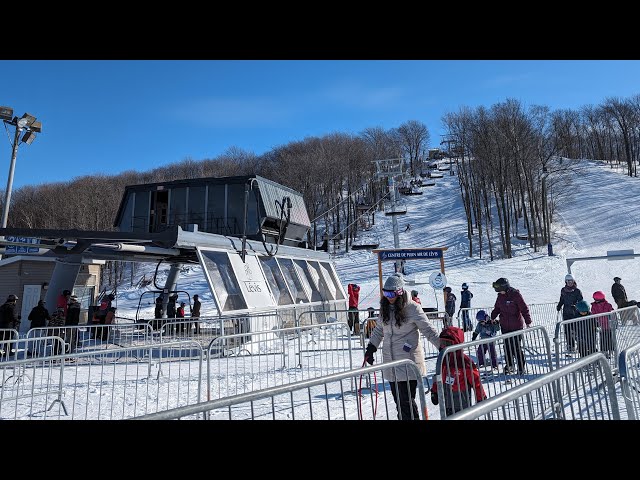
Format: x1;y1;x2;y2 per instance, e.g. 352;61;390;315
614;276;621;282
411;290;419;297
476;309;489;321
443;286;452;293
462;283;468;289
565;274;575;282
593;291;605;301
383;273;404;292
576;300;590;314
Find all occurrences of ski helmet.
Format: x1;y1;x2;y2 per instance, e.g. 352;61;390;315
492;278;510;292
443;286;452;293
565;274;575;283
475;309;489;321
593;291;605;301
461;283;468;290
576;300;590;314
614;276;621;282
411;290;419;297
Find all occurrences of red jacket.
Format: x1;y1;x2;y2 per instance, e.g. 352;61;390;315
490;287;531;333
591;299;614;329
431;327;486;412
348;284;360;309
56;294;69;317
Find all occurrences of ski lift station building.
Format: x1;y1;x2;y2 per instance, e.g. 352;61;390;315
0;174;347;330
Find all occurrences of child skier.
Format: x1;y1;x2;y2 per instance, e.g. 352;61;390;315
460;283;473;331
591;291;615;359
430;326;486;417
575;300;598;358
471;309;500;370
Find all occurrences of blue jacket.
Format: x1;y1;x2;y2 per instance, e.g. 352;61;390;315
473;320;500;339
461;290;473;308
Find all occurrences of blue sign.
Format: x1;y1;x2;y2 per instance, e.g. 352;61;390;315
4;236;39;254
378;249;443;261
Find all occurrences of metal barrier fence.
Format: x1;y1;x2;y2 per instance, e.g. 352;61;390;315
133;359;427;420
158;312;283;348
456;302;559;337
0;336;67;419
446;353;620;420
26;323;152;355
0;328;20;359
553;305;640;374
432;326;554;418
617;341;640;420
0;340;204;420
205;323;355;401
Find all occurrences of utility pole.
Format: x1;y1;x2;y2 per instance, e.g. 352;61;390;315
373;158;406;274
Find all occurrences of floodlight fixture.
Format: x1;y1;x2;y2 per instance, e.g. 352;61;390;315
30;121;42;133
22;131;36;145
0;106;13;122
20;112;37;127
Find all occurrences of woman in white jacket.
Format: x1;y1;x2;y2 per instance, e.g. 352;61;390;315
365;274;441;420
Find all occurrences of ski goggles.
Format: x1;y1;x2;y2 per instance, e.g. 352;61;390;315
382;288;404;299
492;282;506;292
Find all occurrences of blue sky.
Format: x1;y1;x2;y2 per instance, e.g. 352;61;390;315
2;60;640;189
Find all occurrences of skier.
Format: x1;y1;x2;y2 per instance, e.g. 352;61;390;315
471;309;500;370
557;274;583;353
347;283;361;335
444;286;456;326
590;291;615;359
460;282;473;332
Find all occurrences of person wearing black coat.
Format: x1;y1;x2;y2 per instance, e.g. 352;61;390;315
27;300;51;357
556;274;583;352
28;300;51;329
0;294;21;358
65;296;81;352
611;277;637;309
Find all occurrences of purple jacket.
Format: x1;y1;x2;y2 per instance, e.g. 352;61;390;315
490;287;531;333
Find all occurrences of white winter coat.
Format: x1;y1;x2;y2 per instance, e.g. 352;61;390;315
368;299;440;381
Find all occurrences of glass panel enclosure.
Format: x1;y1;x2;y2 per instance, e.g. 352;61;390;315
308;261;335;301
259;256;294;305
293;259;323;302
320;262;346;300
277;258;309;303
199;250;247;311
119;194;133;232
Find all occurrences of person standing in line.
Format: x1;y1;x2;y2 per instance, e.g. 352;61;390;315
0;294;21;358
490;277;532;375
167;294;177;319
364;273;440;420
65;295;81;353
48;307;66;356
591;291;615;359
57;289;71;317
191;294;201;334
411;290;422;305
471;309;500;370
556;274;583;353
444;286;456;326
611;276;637;309
575;300;598;358
28;300;50;330
460;283;474;332
176;301;186;333
430;326;486;417
347;283;361;336
27;300;50;357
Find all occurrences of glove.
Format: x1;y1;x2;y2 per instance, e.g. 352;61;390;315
431;391;439;405
365;343;377;365
556;306;561;312
472;332;478;341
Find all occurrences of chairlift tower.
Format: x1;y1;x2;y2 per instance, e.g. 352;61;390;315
373;158;406;273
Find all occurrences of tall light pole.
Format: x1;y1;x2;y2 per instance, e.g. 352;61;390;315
0;106;42;259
